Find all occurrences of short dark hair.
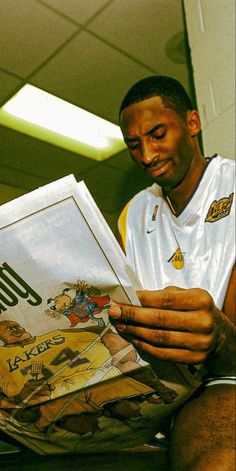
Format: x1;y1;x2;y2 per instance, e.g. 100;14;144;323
119;75;193;119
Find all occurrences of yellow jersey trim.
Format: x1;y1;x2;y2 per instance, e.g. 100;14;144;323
118;201;131;251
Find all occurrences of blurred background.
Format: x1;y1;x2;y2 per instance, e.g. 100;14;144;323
0;0;235;233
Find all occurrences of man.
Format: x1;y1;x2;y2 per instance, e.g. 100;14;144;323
109;76;235;471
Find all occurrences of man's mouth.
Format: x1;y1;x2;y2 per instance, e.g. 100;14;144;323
146;159;171;177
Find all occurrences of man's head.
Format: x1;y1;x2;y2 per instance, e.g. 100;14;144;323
119;75;193;120
119;75;202;190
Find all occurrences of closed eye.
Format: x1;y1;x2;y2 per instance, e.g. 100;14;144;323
125;140;139;150
151;130;166;140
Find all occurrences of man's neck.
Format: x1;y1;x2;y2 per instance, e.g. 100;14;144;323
163;154;207;216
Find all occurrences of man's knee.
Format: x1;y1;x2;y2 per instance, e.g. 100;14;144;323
169;446;235;471
168;384;235;471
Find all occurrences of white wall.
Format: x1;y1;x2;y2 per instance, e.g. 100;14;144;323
184;0;235;159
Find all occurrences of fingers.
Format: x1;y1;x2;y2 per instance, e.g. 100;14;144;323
137;287;214;312
132;339;207;364
114;324;213;351
109;304;214;333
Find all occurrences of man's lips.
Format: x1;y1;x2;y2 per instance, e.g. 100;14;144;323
146;159;171;177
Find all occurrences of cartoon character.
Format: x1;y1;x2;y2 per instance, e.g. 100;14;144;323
0;319;178;415
46;281;110;328
0;319;36;347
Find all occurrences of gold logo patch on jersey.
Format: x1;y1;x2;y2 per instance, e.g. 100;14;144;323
205;193;234;223
168;248;185;270
151;204;159;221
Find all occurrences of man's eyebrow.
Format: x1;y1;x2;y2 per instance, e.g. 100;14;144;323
148;124;165;134
124;124;164;142
124;136;139;143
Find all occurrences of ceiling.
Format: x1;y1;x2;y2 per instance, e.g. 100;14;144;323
0;0;193;233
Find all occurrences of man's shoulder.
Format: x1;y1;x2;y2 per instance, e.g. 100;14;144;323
118;184;162;244
206;155;235;189
210;155;235;169
120;184;157;215
131;183;162;206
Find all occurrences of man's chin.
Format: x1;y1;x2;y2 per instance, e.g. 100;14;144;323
150;173;175;189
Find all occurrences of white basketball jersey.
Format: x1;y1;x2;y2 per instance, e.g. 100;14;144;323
118;156;235;309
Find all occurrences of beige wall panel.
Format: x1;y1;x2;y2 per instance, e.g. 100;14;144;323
201;105;235;158
184;0;235;159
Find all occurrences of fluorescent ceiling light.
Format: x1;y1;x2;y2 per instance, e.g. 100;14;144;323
0;84;126;161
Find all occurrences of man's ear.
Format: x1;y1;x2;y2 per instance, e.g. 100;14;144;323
187;110;201;137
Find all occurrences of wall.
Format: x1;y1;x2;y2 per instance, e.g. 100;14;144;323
183;0;235;159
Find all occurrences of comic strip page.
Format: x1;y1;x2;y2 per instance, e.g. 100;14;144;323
0;176;201;454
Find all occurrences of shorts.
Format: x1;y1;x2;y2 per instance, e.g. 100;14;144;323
204;376;236;387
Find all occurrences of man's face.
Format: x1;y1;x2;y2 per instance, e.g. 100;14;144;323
120;96;197;190
0;320;32;346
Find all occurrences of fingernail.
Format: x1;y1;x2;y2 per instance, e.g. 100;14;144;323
116;323;126;332
108;306;121;319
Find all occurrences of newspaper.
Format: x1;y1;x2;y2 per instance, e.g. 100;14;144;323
0;175;202;455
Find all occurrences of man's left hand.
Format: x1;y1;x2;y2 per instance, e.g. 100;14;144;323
108;287;235;369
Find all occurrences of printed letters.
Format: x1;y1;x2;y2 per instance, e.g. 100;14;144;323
0;262;42;313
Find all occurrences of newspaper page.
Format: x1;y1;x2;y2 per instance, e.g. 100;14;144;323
0;175;202;455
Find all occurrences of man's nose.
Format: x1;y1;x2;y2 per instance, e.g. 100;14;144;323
140;140;159;166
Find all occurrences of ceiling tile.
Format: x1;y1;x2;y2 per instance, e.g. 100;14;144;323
41;0;110;24
0;165;49;192
101;209;121;235
0;0;78;78
106;149;154;185
83;160;153;213
0;70;23;105
0;125;97;188
31;31;152;124
82;164;126;200
88;0;191;91
0;183;26;205
106;149;138;172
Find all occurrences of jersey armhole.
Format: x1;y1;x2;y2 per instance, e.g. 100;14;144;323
118;201;131;251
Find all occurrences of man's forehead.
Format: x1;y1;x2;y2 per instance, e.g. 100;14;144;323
120;97;178;136
121;95;165;117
